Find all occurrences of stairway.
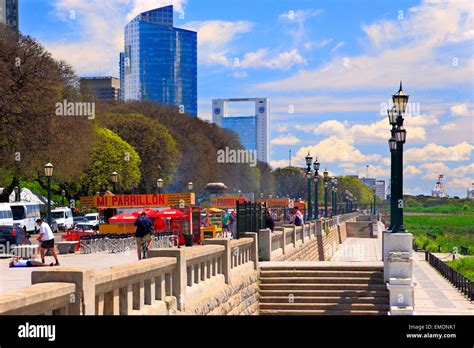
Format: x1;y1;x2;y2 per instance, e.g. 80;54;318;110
259;265;389;315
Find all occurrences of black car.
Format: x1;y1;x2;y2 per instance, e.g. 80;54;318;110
0;225;30;246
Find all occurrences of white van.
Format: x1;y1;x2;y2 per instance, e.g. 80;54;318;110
84;213;100;227
9;202;41;232
51;207;74;230
0;203;14;226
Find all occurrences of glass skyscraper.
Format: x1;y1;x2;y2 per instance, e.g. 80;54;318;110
0;0;19;31
120;5;197;116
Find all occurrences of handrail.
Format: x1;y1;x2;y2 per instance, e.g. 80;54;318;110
425;252;473;301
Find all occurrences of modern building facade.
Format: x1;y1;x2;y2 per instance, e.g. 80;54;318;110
212;98;271;163
120;5;197;116
0;0;19;31
360;177;386;200
80;77;120;101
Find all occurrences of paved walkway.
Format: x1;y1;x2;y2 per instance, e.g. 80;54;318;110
412;251;474;315
0;250;139;294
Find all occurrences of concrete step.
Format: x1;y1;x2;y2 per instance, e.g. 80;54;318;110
259;296;389;304
260;277;384;284
259;270;383;278
260;266;383;272
259;303;389;311
259;309;388;315
259;283;387;291
259;289;389;297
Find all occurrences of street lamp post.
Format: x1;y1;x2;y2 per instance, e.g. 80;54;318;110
14;186;19;202
157;179;164;194
373;188;377;215
388;82;409;233
323;169;329;217
111;171;118;194
188;182;193;192
44;163;54;226
305;153;313;220
313;158;320;220
61;190;66;206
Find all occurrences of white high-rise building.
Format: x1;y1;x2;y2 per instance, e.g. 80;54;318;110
212;98;270;163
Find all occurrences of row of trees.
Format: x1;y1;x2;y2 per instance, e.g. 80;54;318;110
0;25;376;206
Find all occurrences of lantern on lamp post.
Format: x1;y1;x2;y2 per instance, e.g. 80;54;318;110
305;152;313;220
44;163;54;226
313;158;320;219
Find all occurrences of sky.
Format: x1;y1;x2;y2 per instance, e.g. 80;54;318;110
19;0;473;197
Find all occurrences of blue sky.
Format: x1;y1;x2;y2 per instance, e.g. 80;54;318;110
19;0;473;197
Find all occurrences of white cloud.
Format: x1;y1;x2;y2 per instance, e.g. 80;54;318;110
278;9;323;41
448;177;473;191
257;0;474;92
420;162;450;180
270;159;291;168
440;123;457;131
450;103;474;117
274;124;290;132
240;49;306;70
405;142;473;163
404;165;422;176
304;38;332;50
271;134;301;146
331;41;345;53
184;20;254;67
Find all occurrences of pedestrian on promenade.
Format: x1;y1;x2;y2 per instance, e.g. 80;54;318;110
135;212;153;260
36;218;60;266
291;209;303;226
265;210;275;232
229;210;237;239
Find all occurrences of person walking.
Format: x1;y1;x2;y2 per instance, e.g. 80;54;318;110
265;210;275;232
228;210;237;239
36;218;60;266
135;212;153;260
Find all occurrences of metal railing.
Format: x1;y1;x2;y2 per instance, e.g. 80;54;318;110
425;252;473;301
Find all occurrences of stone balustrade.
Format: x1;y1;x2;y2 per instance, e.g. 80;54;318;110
0;213;363;316
0;282;75;315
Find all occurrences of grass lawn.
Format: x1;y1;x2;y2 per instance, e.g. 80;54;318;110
447;257;474;281
405;215;474;255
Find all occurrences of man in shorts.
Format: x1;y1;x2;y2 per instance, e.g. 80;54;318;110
36;218;60;266
135;212;153;260
9;256;53;267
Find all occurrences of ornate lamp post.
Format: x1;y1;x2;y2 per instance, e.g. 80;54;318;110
305;152;313;220
373;188;377;215
323;169;329;217
44;163;54;226
111;171;118;194
388;82;409;233
188;182;193;192
14;186;19;202
313;158;320;219
157;179;164;194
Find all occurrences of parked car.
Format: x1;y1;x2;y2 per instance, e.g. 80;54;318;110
0;225;30;246
73;223;97;233
73;216;89;227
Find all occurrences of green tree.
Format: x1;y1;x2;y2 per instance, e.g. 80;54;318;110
100;113;179;193
0;25;93;201
79;128;141;195
272;166;307;199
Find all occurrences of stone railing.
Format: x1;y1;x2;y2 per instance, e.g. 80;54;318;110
94;257;176;315
258;213;360;262
0;282;75;315
0;233;259;316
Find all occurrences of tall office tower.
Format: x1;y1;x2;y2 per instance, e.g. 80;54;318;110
120;5;197;116
0;0;19;31
80;77;120;101
119;53;125;101
212;98;271;163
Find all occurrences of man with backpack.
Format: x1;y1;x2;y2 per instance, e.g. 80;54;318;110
135;212;153;260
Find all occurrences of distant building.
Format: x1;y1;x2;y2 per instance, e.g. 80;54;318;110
120;5;197;116
375;180;385;200
360;177;385;200
0;0;19;31
80;77;120;101
212;98;271;163
432;174;447;198
467;183;474;199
